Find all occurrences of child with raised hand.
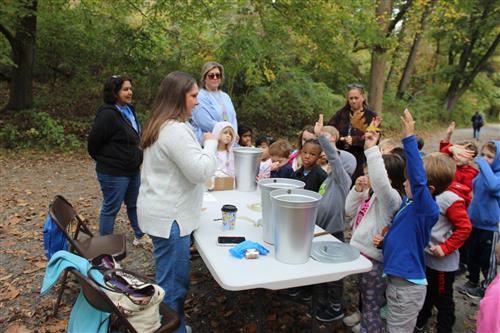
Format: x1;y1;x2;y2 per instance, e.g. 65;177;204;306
212;121;236;177
345;117;406;333
291;136;327;192
375;109;455;333
415;164;472;332
457;141;500;299
312;114;353;322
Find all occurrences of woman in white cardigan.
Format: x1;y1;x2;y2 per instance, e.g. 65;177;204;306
138;71;217;333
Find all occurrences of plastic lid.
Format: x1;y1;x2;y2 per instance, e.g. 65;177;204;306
221;204;238;212
310;241;360;263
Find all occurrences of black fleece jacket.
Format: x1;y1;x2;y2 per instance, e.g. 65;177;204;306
87;103;143;176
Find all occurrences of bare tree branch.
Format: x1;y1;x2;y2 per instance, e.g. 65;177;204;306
386;0;413;36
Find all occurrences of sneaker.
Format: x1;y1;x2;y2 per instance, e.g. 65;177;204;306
287;287;301;297
457;280;479;295
299;289;312;302
343;310;361;327
186;325;192;333
351;323;360;333
133;235;152;247
315;303;344;322
465;286;484;300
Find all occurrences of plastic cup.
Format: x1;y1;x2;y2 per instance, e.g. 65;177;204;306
221;204;238;230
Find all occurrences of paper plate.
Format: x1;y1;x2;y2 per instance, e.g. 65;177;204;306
311;241;360;263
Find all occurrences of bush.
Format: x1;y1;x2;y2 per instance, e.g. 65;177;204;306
238;70;338;139
0;110;81;150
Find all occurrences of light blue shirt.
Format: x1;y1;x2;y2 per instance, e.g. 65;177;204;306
116;104;139;133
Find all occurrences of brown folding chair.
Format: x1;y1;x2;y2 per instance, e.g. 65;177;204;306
68;269;180;333
49;195;127;315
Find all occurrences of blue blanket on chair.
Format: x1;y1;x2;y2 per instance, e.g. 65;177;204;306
41;250;109;333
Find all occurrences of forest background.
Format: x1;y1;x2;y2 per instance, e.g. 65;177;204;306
0;0;498;151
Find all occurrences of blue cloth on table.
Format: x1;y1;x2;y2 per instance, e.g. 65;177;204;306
229;240;269;259
40;250;109;333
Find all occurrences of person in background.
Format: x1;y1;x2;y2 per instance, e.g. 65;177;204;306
476;240;500;333
289;125;316;171
191;61;237;143
327;84;377;180
137;71;217;333
256;135;275;179
87;75;148;247
322;125;357;178
378;138;401;155
457;141;500;299
212;121;236;177
471;111;484;140
269;139;294;178
373;109;455;333
237;124;253;147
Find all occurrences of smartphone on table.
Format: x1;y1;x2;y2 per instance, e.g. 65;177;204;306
216;236;246;246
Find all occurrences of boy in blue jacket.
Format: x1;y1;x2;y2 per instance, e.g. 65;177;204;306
457;140;500;299
374;109;456;333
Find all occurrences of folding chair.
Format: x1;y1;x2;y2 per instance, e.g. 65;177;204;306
69;269;180;333
49;195;127;315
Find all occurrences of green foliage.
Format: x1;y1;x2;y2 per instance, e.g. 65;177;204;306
239;70;338;138
0;111;81;150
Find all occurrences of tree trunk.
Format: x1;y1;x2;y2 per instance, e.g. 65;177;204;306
368;0;392;115
1;0;38;111
385;23;406;90
396;0;435;99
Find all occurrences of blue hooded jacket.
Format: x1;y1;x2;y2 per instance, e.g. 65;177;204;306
467;140;500;231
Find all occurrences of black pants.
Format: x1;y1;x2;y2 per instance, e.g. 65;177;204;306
317;231;344;307
467;227;499;288
416;267;455;333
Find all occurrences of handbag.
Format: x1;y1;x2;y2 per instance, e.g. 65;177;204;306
89;263;164;333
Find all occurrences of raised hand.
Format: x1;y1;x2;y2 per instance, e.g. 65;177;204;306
314;114;324;136
449;144;475;161
400;108;415;138
354;175;369;192
364;117;382;150
446;121;455;138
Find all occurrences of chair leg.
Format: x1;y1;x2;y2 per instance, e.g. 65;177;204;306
53;269;69;316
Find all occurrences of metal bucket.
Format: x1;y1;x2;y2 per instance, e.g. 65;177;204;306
233;147;262;192
258;178;305;244
270;188;322;264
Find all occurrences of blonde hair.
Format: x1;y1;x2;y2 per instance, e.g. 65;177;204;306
200;61;225;90
379;138;401;153
322;126;339;142
422;152;456;196
269;139;293;158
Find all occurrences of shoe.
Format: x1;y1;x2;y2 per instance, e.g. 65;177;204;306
457;280;479;295
343;310;361;327
133;235;152;247
351;323;360;333
287;287;301;297
465;286;484;300
186;325;192;333
315;303;344;322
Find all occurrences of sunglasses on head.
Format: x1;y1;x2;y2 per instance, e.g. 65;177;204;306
207;73;222;80
347;83;364;90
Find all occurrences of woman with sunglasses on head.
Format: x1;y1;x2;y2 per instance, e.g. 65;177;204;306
87;75;148;246
327;84;377;180
137;72;217;333
191;61;238;144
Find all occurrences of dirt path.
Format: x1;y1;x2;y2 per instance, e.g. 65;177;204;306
0;124;498;333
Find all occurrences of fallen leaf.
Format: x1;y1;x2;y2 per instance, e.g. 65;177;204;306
5;323;31;333
0;288;20;301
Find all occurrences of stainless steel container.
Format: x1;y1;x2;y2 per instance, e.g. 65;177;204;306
233;147;262;192
270;188;322;264
258;178;305;244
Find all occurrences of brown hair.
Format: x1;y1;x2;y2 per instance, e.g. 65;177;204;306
459;141;478;158
483;142;496;154
200;61;225;90
422;152;456;196
382;154;406;198
297;125;315;150
141;72;197;149
269;139;293;158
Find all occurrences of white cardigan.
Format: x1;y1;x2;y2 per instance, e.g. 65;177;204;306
345;146;403;262
137;121;217;238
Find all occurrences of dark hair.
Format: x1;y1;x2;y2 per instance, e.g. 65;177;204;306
140;71;197;149
238;124;253;136
382;154;406;198
344;85;368;110
391;147;406;162
416;136;425;150
302;138;321;150
256;135;275;147
298;125;316;150
103;75;132;104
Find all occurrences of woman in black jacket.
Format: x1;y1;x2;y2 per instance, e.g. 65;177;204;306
88;75;147;246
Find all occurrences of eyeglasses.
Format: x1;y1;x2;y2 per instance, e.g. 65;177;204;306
207;73;222;80
347;83;364;90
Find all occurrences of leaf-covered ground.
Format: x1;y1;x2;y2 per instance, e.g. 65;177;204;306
1;124;498;332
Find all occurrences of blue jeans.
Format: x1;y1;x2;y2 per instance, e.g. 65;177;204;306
151;222;190;333
96;172;144;239
473;127;481;139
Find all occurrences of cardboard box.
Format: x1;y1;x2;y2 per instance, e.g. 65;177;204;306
213;176;234;191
